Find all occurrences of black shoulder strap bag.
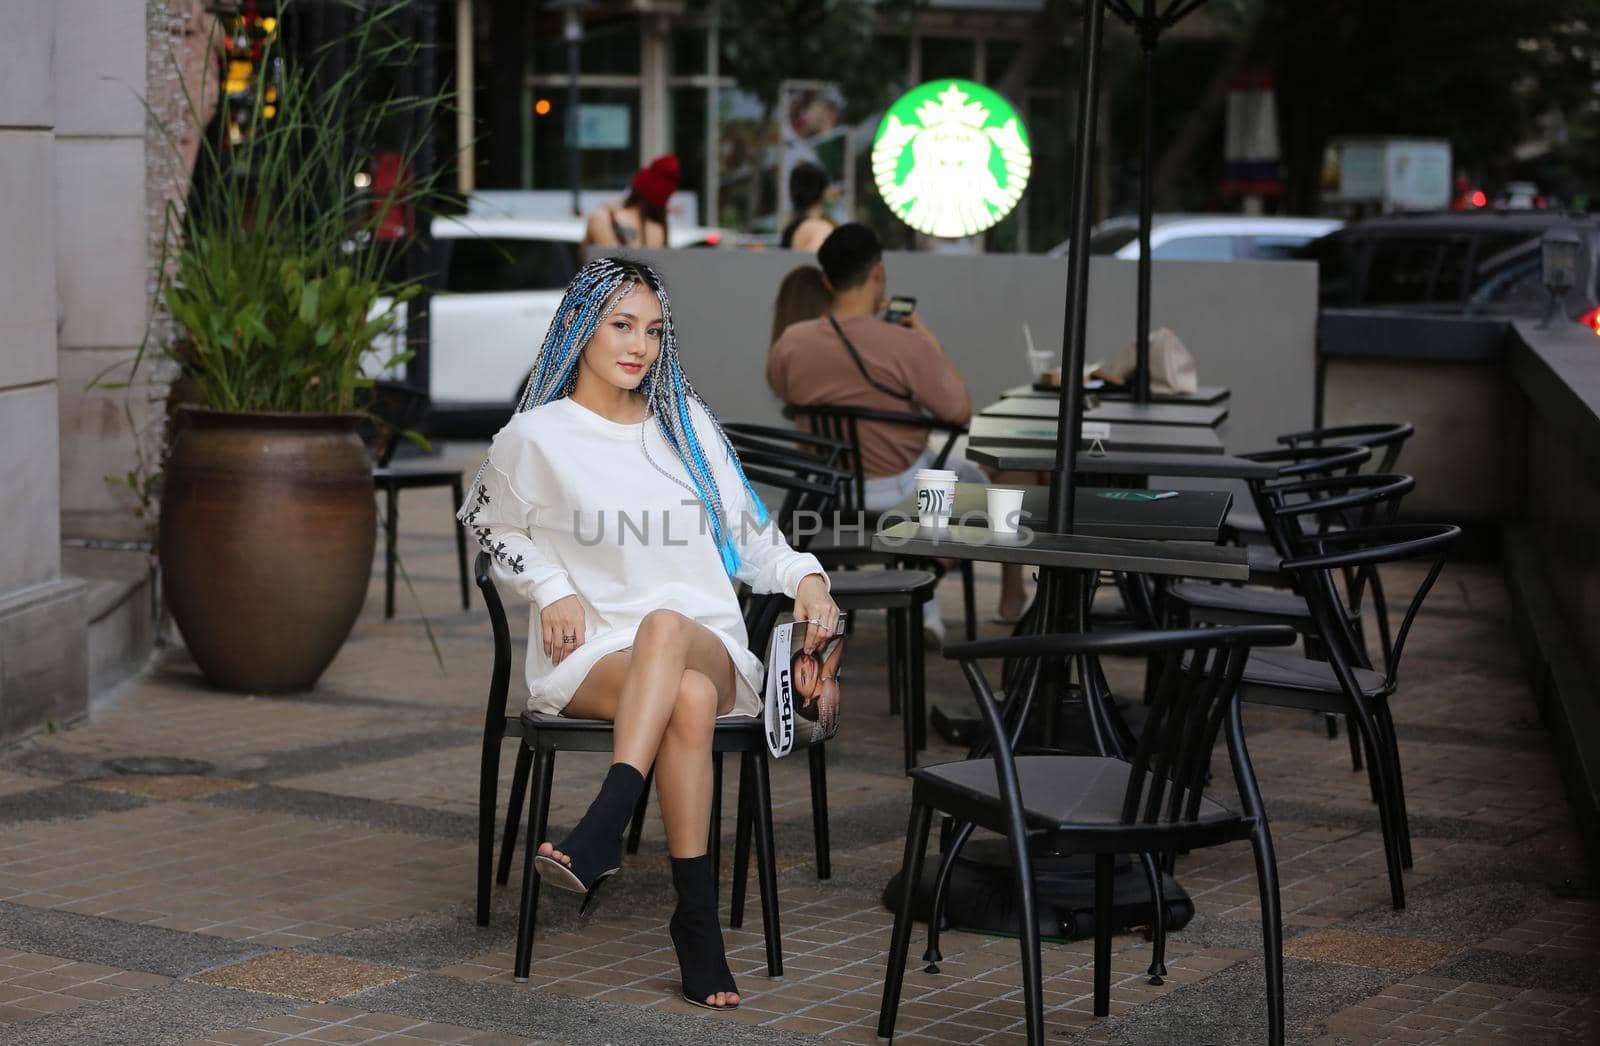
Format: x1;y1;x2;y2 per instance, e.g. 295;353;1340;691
827;315;922;410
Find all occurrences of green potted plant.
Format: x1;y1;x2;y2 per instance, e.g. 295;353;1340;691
141;8;442;692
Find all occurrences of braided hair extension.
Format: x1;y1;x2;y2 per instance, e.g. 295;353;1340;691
459;256;768;576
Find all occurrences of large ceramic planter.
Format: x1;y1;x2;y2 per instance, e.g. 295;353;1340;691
160;409;375;692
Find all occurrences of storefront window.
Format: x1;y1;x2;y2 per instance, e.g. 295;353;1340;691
920;36;975;81
671;86;708;224
530;86;640;192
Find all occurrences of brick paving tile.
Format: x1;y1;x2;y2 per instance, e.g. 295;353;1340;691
0;949;172;1024
0;801;469;942
183;1006;552;1045
0;487;1588;1046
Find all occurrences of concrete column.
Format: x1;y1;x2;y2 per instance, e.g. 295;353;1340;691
639;13;670;166
55;0;156;543
0;0;88;742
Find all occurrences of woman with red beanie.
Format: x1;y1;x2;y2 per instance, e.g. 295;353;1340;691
581;154;679;260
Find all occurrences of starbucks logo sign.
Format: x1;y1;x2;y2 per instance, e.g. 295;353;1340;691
872;80;1032;239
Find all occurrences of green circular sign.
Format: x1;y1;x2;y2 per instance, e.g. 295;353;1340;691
872;79;1032;239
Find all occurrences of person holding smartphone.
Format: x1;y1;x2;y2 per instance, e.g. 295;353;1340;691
768;223;1029;631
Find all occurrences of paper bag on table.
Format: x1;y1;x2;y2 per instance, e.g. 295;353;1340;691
1100;328;1199;395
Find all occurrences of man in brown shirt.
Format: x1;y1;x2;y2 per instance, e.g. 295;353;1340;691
769;223;974;485
768;223;1026;625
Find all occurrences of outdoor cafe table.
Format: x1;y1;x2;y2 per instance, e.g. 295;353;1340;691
884;482;1232;542
1000;381;1231;405
969;414;1224;456
981;394;1228;429
965;442;1280;481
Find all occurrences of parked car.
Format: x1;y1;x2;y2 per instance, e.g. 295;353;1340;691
369;215;727;435
1047;214;1344;261
1295;211;1600;330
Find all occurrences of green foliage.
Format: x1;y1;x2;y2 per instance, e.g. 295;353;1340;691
140;2;447;415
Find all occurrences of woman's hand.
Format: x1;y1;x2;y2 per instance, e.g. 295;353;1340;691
793;573;839;653
540;595;585;666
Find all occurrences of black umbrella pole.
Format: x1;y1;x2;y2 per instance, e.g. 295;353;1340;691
1134;8;1156;404
1050;0;1107;535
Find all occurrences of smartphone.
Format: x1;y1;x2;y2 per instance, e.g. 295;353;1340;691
883;295;917;323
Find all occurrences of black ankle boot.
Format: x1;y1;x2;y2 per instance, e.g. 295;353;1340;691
534;763;645;910
669;854;739;1009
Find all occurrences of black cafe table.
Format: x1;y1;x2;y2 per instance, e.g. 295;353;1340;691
969;414;1223;456
1000;381;1231;405
885;482;1232;542
982;394;1228;429
966;442;1280;481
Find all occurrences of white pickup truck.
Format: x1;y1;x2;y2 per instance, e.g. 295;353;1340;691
369;214;725;435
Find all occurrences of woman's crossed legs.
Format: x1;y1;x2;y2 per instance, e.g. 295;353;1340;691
540;608;740;1007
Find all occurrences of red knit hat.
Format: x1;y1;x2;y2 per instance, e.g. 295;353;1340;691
631;154;680;209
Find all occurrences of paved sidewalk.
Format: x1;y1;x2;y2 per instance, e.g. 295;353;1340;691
0;441;1595;1044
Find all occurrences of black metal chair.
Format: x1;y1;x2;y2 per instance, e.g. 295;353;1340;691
472;552;786;981
1237;522;1460;911
1279;421;1415;473
878;625;1299;1046
1169;472;1415;640
782;402;979;641
363;381;470;619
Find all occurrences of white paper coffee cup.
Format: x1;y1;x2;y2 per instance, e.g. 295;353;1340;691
986;487;1026;535
914;468;958;528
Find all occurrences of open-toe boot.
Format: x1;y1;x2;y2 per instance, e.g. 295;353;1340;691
669;854;740;1009
533;763;644;914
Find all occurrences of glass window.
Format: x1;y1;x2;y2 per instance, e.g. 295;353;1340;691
1468;232;1545;311
531;14;640;77
671;86;706;221
671;27;705;76
1245;235;1317;260
985;40;1020;81
1361;238;1443;304
530;86;639;191
920;36;975;81
1089;227;1138;255
1151;235;1236;260
874;36;911;93
1295;234;1354;305
444;238;578;294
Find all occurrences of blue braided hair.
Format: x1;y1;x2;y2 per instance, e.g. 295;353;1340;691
459;256;768;576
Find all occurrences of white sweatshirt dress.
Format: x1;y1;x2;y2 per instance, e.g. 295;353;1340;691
464;395;826;716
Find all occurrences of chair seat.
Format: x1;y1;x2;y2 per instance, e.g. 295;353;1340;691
1241;648;1386;699
1169;580;1315;624
374;465;464;490
517;709;767;758
806;528;890;563
910;755;1237;832
827;568;938;600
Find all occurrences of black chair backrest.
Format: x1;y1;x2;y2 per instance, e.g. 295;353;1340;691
948;625;1298;829
722;422;849;470
1260;472;1415;562
1278;422;1415;474
1283;522;1460;692
782;402;965;512
475;551;515;733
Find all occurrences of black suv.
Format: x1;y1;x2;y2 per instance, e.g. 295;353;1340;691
1297;211;1600;331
